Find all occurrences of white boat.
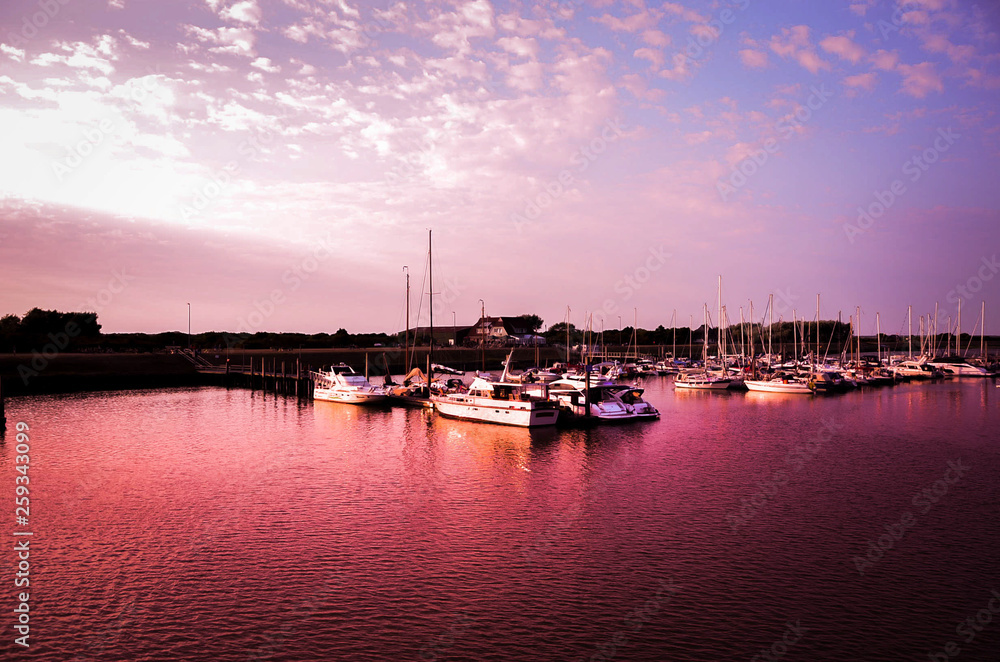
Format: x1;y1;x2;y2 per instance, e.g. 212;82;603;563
926;357;994;377
889;359;943;380
431;377;560;427
673;371;734;390
744;374;813;394
311;364;389;404
545;376;660;422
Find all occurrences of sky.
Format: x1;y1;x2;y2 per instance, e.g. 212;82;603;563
0;0;998;338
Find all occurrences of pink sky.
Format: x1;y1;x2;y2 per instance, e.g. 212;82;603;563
1;0;998;336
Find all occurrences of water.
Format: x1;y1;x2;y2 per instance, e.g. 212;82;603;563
4;378;1000;660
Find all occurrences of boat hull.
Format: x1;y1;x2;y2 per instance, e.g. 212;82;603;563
744;380;812;394
431;396;559;427
314;389;389;405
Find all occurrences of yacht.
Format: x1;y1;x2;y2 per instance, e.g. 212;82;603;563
926;356;995;377
889;359;944;381
311;364;388;404
431;377;560;427
545;376;660;422
673;370;735;390
744;372;813;394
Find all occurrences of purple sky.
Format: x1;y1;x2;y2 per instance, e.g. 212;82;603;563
1;0;998;337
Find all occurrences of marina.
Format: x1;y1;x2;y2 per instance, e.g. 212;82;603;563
4;376;997;660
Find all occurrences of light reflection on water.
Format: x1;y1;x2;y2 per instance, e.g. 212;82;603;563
3;378;999;661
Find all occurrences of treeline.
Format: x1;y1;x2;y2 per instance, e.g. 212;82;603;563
0;309;101;352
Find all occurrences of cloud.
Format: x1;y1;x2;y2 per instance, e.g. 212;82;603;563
1;44;26;62
739;49;768;69
183;25;256;58
843;72;877;92
870;49;899;71
220;0;262;26
250;57;280;73
819;33;865;64
898;62;944;97
769;25;830;74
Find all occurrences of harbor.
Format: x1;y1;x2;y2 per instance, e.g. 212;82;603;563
4;376;998;660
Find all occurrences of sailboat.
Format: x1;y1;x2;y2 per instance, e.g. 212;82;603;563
675;304;736;390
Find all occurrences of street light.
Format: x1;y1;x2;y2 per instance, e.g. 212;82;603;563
618;315;622;351
478;299;485;371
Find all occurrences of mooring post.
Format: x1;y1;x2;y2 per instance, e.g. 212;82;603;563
0;376;6;432
281;361;286;394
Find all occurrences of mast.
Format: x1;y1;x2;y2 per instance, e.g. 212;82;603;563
856;306;861;368
403;266;410;372
566;306;570;364
982;301;986;361
428;229;433;378
908;305;912;359
703;303;709;367
957;297;962;356
718;275;722;365
816;294;820;370
792;310;797;363
632;307;637;362
876;312;881;364
768;293;773;367
671;309;676;360
931;301;938;355
739;306;745;362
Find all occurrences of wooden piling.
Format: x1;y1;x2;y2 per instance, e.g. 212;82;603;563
0;376;6;432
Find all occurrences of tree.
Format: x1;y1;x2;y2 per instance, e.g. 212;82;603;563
514;314;544;333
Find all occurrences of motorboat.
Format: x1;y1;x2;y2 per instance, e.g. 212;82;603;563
545;376;660;422
311;364;388;404
430;377;560;427
744;372;813;394
673;370;735;390
889;359;944;380
926;356;995;377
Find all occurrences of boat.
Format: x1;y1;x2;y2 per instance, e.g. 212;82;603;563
545;375;660;422
744;372;813;394
431;363;463;375
674;304;737;390
889;359;944;380
311;364;389;404
673;370;735;390
384;367;434;408
430;377;560;427
926;356;995;377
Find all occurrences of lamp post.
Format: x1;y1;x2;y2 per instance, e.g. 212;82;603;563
478;299;485;371
187;302;191;349
617;315;622;353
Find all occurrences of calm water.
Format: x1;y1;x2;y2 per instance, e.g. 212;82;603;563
4;378;1000;661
